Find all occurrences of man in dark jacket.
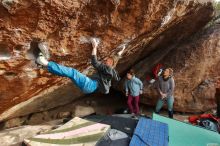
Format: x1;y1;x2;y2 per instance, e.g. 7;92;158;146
36;39;124;94
155;68;175;118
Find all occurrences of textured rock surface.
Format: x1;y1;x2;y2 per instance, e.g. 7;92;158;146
133;24;220;113
74;105;95;117
0;91;126;129
3;116;27;128
0;125;54;146
0;0;214;121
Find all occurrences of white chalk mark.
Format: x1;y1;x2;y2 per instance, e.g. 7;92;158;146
0;56;11;61
79;36;101;45
111;0;120;7
79;36;90;44
2;0;18;11
161;8;175;26
13;50;21;57
60;48;68;55
13;28;23;37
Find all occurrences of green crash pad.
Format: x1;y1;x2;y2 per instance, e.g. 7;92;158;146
153;113;220;146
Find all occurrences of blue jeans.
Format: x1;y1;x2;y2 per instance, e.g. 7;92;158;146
155;96;174;112
47;62;98;94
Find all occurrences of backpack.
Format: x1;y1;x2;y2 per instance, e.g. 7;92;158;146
152;63;163;79
189;114;220;133
146;64;163;83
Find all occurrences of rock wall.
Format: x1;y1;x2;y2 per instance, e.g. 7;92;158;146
0;0;214;121
132;24;220;113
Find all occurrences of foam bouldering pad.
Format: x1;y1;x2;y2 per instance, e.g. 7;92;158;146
24;117;110;146
84;115;138;137
153;113;220;146
130;117;169;146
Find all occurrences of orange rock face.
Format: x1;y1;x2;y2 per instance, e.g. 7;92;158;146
131;24;220;112
0;0;214;121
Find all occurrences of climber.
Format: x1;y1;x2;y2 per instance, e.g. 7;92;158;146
36;38;125;94
125;69;143;117
155;68;175;118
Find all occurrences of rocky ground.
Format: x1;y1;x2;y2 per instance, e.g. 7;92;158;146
0;91;204;146
1;89;212;129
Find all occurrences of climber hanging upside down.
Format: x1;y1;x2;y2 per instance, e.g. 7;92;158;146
36;38;126;94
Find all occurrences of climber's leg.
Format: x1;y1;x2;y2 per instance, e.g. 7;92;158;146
47;61;98;94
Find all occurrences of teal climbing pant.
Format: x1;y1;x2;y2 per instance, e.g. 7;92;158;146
47;61;98;94
156;96;174;112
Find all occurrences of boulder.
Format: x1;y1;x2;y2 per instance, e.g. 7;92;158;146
0;0;214;121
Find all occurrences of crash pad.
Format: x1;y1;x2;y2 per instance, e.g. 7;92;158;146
24;117;110;146
130;117;169;146
153;113;220;146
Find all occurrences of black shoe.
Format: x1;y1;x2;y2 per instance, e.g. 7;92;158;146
155;111;160;114
168;110;173;119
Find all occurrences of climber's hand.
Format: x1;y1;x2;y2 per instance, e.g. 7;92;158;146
161;93;167;99
91;38;99;55
140;90;143;95
91;38;98;49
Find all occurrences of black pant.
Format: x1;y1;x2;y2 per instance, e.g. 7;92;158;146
216;89;220;117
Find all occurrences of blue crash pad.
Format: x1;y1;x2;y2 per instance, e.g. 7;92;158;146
130;118;169;146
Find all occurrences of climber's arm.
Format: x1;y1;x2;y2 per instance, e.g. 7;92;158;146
112;45;126;68
90;38;107;71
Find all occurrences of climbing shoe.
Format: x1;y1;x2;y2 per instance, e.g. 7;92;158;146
38;42;50;59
